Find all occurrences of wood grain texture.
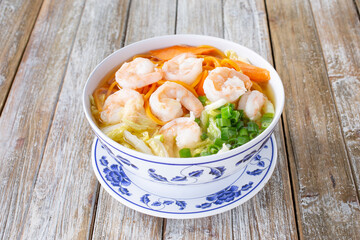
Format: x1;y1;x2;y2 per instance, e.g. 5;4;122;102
309;0;360;194
93;188;163;240
224;0;298;239
125;0;177;45
266;0;360;238
0;0;43;112
18;0;130;239
176;0;223;36
91;0;176;239
163;214;232;240
0;0;86;239
163;1;234;239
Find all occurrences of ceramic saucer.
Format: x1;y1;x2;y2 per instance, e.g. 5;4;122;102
91;135;277;219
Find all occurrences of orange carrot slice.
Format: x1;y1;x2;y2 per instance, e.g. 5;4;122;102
234;60;270;82
149;45;218;60
195;70;208;96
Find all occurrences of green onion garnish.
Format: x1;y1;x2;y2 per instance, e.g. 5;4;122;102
247;121;259;132
220;127;237;140
216;118;231;127
261;116;273;129
249;132;258;140
208;144;220;154
221;105;233;119
214;138;225;147
179;148;192;158
200;132;208;140
239;127;248;136
194;118;201;125
200;151;211;156
235;121;244;130
230;110;241;122
237;136;250;145
198;96;208;106
263;112;274;118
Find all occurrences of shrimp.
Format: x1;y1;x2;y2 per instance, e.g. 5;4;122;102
149;81;204;122
160;117;201;157
237;90;267;121
162;53;203;85
203;67;252;102
115;57;163;89
100;89;144;124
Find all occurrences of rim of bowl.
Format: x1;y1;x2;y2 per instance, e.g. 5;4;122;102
82;34;284;164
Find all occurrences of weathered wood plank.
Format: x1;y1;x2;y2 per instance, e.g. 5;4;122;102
310;0;360;194
0;0;43;112
176;0;223;36
93;189;163;240
0;0;86;239
18;0;130;239
163;1;233;239
223;1;298;239
163;214;232;240
266;0;360;238
91;0;177;239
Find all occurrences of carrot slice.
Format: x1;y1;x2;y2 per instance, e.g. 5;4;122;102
195;70;208;96
234;60;270;82
106;81;120;97
191;72;204;88
144;83;157;101
250;81;263;93
149;45;219;61
221;59;241;71
144;100;166;125
93;88;108;112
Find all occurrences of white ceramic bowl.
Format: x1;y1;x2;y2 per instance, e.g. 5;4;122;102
83;35;284;196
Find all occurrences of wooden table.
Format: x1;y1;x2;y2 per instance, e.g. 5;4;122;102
1;0;359;239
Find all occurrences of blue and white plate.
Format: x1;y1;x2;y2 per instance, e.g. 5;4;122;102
91;135;277;219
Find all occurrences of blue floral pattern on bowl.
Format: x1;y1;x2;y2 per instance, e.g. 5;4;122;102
147;166;226;183
94;129;274;186
94;135;275;217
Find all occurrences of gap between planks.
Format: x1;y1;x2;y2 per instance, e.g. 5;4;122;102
0;0;45;115
17;1;88;237
87;0;132;239
263;0;302;238
308;0;360;202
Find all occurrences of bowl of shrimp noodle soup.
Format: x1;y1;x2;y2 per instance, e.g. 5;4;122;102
83;35;284;197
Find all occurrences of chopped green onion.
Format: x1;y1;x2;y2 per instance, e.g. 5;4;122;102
235;121;244;130
230;110;241;122
179;148;192;158
194;118;201;125
200;132;208;140
221;127;237;140
216;118;231;127
263;112;274;118
221;105;233;119
239;127;248;136
261;117;273;129
227;138;237;146
238;110;244;120
214;138;225;147
247;121;259;132
198;96;208;106
208;144;220;154
249;132;258;140
237;136;250;145
200;151;211;156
